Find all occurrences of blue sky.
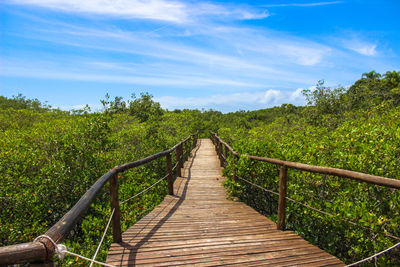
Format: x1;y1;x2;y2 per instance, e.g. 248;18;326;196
1;0;399;112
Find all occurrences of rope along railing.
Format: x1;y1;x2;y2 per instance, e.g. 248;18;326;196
236;175;400;241
0;132;199;266
210;132;400;265
345;241;400;267
120;174;168;205
90;208;115;267
34;235;115;267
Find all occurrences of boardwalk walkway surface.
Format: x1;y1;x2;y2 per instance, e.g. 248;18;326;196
106;139;344;266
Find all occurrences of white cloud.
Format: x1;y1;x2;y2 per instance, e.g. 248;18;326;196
192;3;269;20
348;43;377;56
276;44;328;66
1;59;265;88
262;1;342;7
8;0;268;23
341;38;377;56
289;88;304;102
155;89;306;111
10;0;188;22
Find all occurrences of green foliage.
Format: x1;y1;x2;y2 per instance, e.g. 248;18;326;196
3;70;400;265
1;98;197;265
302;71;400;128
0;94;51;111
128;93;163;122
220;103;400;265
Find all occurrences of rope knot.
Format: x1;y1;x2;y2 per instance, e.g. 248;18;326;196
34;234;66;259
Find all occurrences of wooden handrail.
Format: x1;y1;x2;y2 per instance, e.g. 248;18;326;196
0;133;198;265
210;132;400;231
211;132;400;190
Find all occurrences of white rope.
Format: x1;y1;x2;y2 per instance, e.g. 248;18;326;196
120;174;168;205
237;175;279;197
345;241;400;266
34;235;116;267
89;208;115;267
172;161;179;171
236;175;400;240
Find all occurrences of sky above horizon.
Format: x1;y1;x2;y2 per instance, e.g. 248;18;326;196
1;0;399;112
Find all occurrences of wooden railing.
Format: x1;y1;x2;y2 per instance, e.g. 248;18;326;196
0;133;198;265
210;132;400;230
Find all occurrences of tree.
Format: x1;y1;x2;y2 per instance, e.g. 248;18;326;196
128;93;163;122
302;80;346;126
100;93;127;114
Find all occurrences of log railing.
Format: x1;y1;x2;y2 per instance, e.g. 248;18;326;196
210;132;400;230
0;133;199;265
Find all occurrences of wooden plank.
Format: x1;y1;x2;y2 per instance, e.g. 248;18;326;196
106;139;344;266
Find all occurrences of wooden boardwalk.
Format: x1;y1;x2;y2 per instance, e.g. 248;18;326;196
106;139;344;266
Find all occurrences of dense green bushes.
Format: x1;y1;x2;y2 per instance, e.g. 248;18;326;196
221;105;400;264
2;70;399;265
0;96;199;264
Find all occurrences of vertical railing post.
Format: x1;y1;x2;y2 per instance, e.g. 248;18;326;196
232;153;237;182
176;144;182;177
218;141;223;167
109;173;122;243
166;152;174;195
224;144;228;167
277;165;288;230
179;144;184;174
185;140;189;160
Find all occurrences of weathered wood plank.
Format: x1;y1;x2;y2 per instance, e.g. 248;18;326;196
106;139;344;266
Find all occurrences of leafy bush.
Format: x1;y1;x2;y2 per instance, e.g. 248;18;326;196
221;104;400;265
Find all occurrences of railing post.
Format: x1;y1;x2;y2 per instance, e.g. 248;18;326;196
179;144;184;174
176;145;182;177
277;165;288;230
166;152;174;195
109;173;122;243
218;141;223;167
224;144;228;166
232;153;237;182
185;141;189;160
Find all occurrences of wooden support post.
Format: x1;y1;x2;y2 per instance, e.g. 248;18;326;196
189;138;193;157
277;165;288;230
176;145;182;177
224;145;228;166
182;142;185;162
166;152;174;195
185;141;189;161
179;144;184;174
218;142;223;167
232;154;237;182
109;173;122;243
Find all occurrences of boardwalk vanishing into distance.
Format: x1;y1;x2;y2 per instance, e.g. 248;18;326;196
106;139;344;266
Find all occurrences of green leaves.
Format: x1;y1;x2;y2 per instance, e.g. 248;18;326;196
219;105;400;265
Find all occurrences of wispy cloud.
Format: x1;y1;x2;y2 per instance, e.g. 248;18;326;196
1;58;266;88
2;0;395;112
262;1;342;7
342;39;377;56
3;15;326;86
332;32;378;57
8;0;188;22
8;0;269;23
